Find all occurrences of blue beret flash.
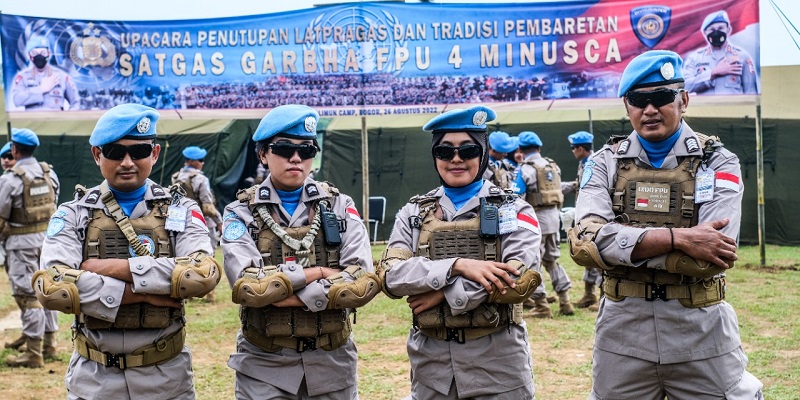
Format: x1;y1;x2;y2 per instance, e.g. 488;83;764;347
1;142;12;156
617;50;685;97
11;128;40;147
182;146;207;160
489;131;517;153
253;105;319;142
568;131;594;146
518;131;542;147
423;105;496;133
90;104;159;147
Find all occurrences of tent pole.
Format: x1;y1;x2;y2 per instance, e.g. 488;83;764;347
588;109;593;134
361;117;370;237
755;101;766;267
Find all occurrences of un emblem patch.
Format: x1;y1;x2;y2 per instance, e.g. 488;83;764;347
630;6;671;49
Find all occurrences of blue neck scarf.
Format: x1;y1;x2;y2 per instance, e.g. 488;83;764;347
276;187;303;216
443;180;484;211
488;155;500;167
109;184;148;217
638;126;682;168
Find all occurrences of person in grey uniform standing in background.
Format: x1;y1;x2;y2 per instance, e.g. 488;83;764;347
10;35;80;111
516;131;574;318
35;103;221;399
560;131;601;312
221;104;380;400
0;142;15;275
569;50;763;399
683;10;759;95
380;105;542;399
0;128;61;368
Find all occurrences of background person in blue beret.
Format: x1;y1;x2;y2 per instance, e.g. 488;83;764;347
37;103;221;399
10;34;80;111
570;50;762;399
516;131;574;318
0;143;13;276
0;128;61;368
683;10;759;95
380;105;543;399
561;131;601;312
221;104;379;400
483;131;516;190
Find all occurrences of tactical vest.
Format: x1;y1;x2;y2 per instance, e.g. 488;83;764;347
522;157;564;208
171;170;199;201
9;162;56;230
411;195;522;342
81;196;183;330
240;186;351;352
487;162;511;190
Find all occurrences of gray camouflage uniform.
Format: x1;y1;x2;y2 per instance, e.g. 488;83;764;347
40;179;214;400
384;181;540;399
576;122;763;399
173;166;222;249
221;177;373;399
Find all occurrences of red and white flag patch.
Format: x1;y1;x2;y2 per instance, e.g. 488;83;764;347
715;171;740;192
517;212;540;233
637;199;649;208
346;207;362;222
191;210;209;232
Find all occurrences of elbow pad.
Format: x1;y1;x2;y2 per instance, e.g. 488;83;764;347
31;265;83;314
232;266;292;307
378;247;413;299
666;251;729;278
568;217;614;270
326;265;382;309
488;260;542;304
171;253;222;299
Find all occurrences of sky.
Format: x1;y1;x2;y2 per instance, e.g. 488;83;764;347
0;0;798;66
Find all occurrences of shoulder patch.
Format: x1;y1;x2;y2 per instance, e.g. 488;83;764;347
305;183;320;197
685;137;700;153
580;164;594;189
151;185;166;197
224;219;248;241
617;140;630;155
85;190;100;204
258;187;271;200
52;210;67;219
46;218;65;237
223;212;239;221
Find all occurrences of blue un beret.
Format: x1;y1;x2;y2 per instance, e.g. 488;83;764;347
1;142;11;156
489;131;517;153
90;104;159;147
518;131;542;147
25;35;50;54
11;128;40;147
702;10;730;32
423;105;496;133
182;146;207;160
617;50;684;97
568;131;594;146
253;105;319;142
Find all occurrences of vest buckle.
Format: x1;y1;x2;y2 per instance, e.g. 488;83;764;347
445;328;466;344
645;283;668;301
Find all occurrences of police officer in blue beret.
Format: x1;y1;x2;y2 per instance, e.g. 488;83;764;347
0;142;14;171
37;103;221;398
483;131;517;189
571;50;763;399
10;34;79;111
381;105;543;399
221;104;379;399
515;131;574;318
0;128;61;367
683;10;759;95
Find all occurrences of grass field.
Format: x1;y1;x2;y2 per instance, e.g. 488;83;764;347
0;244;798;399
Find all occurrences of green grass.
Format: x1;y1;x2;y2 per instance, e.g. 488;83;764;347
0;244;798;399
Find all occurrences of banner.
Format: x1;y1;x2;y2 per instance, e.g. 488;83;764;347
2;0;760;117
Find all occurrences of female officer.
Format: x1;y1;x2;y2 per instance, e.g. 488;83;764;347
379;105;543;399
221;105;380;399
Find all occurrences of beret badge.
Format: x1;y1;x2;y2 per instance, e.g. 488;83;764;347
660;62;675;80
137;117;151;134
472;111;488;126
304;116;317;133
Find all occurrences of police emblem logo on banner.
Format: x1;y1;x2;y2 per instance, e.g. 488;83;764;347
630;6;672;49
69;23;117;68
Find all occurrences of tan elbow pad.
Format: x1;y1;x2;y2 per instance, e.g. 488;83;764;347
326;269;381;309
171;254;222;299
568;217;614;270
31;266;82;314
201;203;218;219
232;266;293;307
378;247;413;299
488;260;542;304
666;251;729;278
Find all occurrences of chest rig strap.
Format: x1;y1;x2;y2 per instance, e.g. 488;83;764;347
253;202;323;267
100;190;152;257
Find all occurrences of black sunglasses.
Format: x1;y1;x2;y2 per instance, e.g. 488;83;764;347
432;144;483;161
100;143;154;161
269;142;318;160
1;154;12;160
625;88;684;109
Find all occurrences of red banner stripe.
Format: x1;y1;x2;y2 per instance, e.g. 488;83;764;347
517;212;539;227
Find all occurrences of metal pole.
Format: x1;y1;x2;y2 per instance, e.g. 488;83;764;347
755;102;766;267
588;109;593;134
361;117;370;236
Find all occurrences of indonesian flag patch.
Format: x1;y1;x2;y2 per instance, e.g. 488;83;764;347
346;207;362;222
517;212;540;233
191;210;209;232
715;171;741;192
